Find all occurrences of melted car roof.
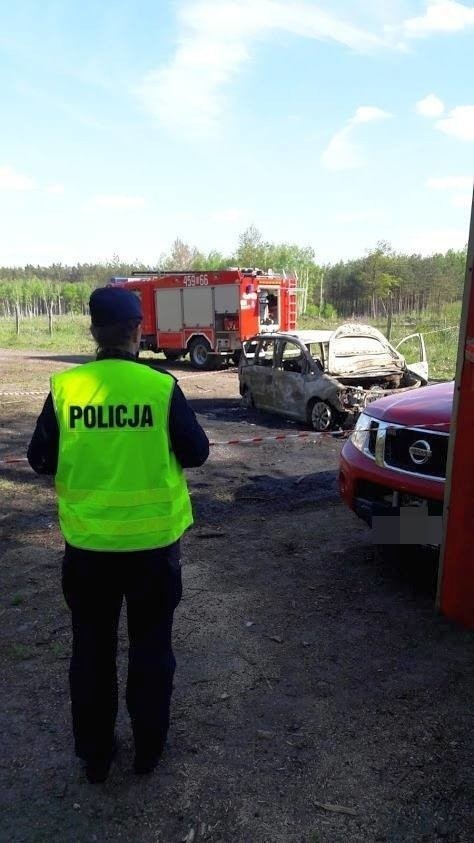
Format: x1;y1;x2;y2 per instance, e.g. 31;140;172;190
253;330;333;343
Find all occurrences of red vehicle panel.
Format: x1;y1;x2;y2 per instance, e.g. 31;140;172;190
110;269;297;368
339;381;454;543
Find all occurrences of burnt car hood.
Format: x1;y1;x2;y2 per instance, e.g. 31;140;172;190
364;381;454;431
327;323;404;377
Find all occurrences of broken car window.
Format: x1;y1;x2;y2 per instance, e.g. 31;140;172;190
278;341;306;374
255;339;275;366
305;342;324;370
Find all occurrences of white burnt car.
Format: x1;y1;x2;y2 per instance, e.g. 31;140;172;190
238;325;428;432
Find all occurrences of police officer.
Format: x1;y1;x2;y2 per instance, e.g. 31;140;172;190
27;287;209;783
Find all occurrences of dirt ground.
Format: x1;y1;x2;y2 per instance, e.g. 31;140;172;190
0;350;473;843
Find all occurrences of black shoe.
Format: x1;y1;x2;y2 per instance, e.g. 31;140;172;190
133;740;166;775
85;739;118;784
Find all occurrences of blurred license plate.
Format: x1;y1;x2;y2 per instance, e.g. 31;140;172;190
400;494;426;507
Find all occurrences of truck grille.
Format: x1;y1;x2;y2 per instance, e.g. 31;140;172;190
367;420;378;456
384;428;448;479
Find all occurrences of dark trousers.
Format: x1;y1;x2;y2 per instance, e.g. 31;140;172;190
62;540;182;762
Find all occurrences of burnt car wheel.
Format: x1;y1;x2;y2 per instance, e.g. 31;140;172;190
241;387;254;409
309;400;333;432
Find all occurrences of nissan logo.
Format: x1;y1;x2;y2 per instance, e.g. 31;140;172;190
408;439;432;465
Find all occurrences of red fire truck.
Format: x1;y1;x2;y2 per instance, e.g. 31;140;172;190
110;268;298;368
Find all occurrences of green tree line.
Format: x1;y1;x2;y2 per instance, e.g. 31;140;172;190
323;241;466;319
0;230;467;330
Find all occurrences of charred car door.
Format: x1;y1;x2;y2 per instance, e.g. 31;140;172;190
244;337;277;411
394;333;428;382
272;339;308;421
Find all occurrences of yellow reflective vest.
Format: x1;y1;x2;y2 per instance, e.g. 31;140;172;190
50;359;193;551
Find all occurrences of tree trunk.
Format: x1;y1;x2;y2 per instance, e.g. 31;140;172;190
386;297;393;340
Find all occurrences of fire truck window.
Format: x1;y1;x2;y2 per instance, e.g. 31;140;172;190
259;292;269;323
267;293;278;323
255;340;274;366
258;291;278;326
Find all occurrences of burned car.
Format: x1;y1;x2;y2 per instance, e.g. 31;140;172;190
238;325;428;431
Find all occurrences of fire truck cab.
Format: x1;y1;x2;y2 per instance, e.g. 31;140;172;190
110;268;297;368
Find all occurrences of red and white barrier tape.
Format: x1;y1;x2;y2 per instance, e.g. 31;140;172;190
209;430;346;446
0;429;346;466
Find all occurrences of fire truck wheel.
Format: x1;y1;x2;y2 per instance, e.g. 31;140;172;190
308;399;333;432
189;337;212;369
241;387;254;409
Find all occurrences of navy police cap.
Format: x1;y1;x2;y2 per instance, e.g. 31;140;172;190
89;286;143;326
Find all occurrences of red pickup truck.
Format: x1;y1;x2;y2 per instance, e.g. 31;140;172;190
339;381;453;544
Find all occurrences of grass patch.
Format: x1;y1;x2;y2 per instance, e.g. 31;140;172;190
8;643;35;660
0;303;462;379
50;641;68;659
10;594;24;607
0;315;93;352
299;303;461;381
0;478;22;492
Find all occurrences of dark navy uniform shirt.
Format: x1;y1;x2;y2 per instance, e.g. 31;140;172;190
27;350;210;475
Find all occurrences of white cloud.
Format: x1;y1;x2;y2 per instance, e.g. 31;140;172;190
136;0;385;135
416;96;474;141
138;39;248;136
407;227;468;254
427;175;473;209
351;105;392;124
181;0;385;51
321;105;392;171
401;1;474;38
321;127;363;171
46;183;65;195
0;165;35;191
435;105;474;140
415;93;445;117
140;2;474;135
92;194;146;209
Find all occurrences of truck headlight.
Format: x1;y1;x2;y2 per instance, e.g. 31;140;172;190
350;412;372;453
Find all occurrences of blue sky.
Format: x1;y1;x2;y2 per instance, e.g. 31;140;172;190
0;0;473;267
